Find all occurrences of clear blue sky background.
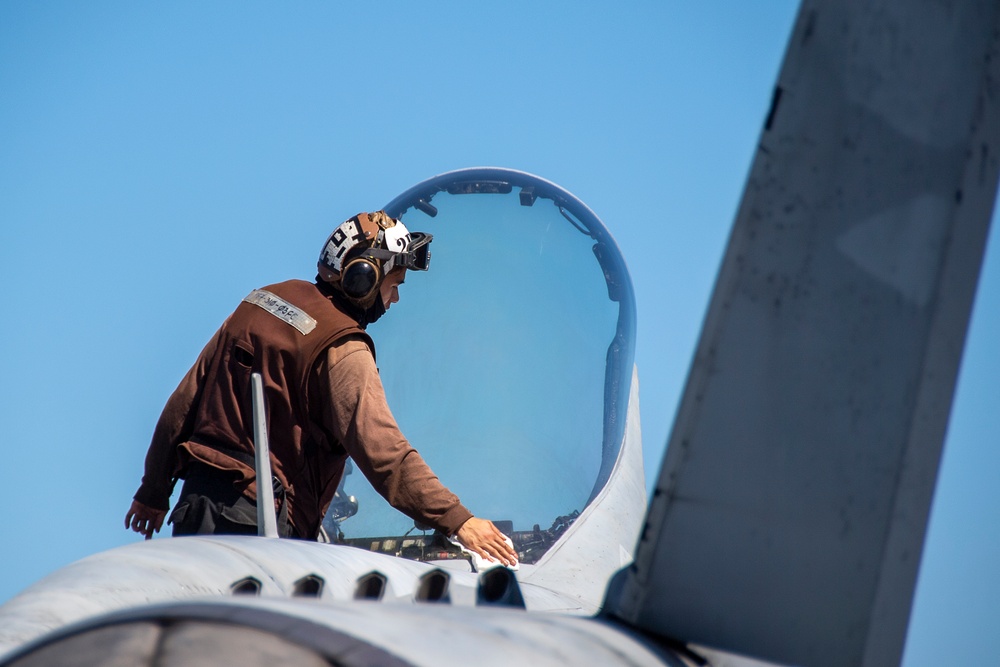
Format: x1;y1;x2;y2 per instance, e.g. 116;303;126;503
1;3;997;666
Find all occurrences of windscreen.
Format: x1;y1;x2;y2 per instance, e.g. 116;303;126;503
325;170;634;564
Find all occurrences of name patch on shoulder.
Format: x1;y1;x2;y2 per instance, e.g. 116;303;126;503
243;289;317;335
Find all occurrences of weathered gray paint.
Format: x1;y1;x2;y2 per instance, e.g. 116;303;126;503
610;2;1000;667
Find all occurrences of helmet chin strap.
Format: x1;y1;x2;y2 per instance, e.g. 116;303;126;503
362;296;387;326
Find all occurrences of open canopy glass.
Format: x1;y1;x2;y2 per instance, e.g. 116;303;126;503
325;168;635;564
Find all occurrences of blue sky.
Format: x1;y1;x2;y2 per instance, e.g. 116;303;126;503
1;3;997;665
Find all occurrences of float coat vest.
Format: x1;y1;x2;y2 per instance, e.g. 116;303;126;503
180;279;373;537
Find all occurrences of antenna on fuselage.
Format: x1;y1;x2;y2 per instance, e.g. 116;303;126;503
251;373;279;538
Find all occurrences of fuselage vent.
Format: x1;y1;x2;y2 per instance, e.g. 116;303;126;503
415;570;450;603
354;572;387;601
230;577;262;596
292;575;324;598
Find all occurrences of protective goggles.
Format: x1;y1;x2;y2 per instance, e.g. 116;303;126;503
363;231;433;272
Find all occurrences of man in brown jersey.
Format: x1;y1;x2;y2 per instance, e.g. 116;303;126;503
125;211;517;567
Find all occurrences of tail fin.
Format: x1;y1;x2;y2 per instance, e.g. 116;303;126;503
605;3;1000;667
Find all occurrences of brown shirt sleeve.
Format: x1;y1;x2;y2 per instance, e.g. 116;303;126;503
320;337;473;536
133;323;226;510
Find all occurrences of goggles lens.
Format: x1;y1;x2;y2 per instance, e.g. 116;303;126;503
403;232;432;271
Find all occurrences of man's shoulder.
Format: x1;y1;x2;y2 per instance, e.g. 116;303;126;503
327;335;374;366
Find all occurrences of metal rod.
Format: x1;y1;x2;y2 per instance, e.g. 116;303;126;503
251;372;279;538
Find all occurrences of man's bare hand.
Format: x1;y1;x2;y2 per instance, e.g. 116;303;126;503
125;500;167;540
454;517;518;567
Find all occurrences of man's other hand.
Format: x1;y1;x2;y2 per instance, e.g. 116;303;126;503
454;517;518;567
125;500;167;540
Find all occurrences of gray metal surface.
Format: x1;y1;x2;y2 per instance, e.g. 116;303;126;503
5;621;336;667
5;599;682;667
609;2;1000;666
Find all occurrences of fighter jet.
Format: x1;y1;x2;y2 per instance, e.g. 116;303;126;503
1;1;998;666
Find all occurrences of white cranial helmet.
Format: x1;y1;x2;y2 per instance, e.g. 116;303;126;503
317;211;432;304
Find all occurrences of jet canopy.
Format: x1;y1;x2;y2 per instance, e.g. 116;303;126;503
326;168;636;564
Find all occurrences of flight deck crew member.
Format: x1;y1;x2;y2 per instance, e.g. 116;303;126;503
124;211;517;567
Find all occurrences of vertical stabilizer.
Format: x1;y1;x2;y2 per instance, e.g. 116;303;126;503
607;2;1000;667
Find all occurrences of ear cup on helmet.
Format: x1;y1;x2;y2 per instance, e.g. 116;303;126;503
340;257;381;300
